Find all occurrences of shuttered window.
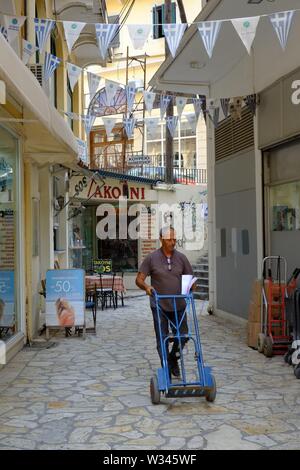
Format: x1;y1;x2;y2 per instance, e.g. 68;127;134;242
152;3;176;39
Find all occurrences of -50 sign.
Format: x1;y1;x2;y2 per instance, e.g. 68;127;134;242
291;80;300;105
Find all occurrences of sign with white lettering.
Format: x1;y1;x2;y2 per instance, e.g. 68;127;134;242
45;269;85;327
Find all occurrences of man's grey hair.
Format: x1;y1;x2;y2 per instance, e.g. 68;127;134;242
159;226;175;238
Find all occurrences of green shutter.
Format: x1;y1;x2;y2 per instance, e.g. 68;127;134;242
152;6;159;39
171;2;176;23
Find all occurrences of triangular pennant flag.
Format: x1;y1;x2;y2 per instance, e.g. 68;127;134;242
127;24;151;50
176;96;187;119
186;114;197;133
220;98;230;118
105;79;119;106
22;39;38;65
123;117;136;139
244;94;257;116
34;19;55;54
197;20;222;58
63;21;86;54
163;23;187;58
43;52;61;83
160;95;172;119
76;138;88;164
269;11;295;50
82;114;96;136
67;62;82;92
143;91;156;114
192;97;203;120
87;72;101;98
126;82;136;113
166;116;179;138
231;17;260;54
3;15;26;43
207;108;220;128
145;117;160;139
95;23;119;60
102;117;117;138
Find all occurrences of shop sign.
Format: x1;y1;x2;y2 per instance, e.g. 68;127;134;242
127;155;151;165
45;269;85;327
93;259;112;274
0;271;14;327
86;178;146;201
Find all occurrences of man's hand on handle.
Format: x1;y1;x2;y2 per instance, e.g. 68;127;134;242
146;286;154;296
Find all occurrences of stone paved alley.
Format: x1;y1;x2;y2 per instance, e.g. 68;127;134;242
1;295;300;451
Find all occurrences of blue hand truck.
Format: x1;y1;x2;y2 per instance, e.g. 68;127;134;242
150;290;216;404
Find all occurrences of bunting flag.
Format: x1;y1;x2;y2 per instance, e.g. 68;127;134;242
244;94;257;115
176;96;187;119
82;114;96;136
43;52;61;83
192;97;203;120
231;17;260;54
22;39;38;65
197;21;222;58
34;19;55;54
66;63;82;92
269;11;295;50
3;15;26;43
105;79;119;105
220;98;230;118
163;23;187;58
102;117;117;138
123;117;136;139
143;91;156;114
208;107;220;128
77;138;88;163
186;113;197;133
0;25;8;41
87;71;101;98
63;21;86;54
166;116;179;138
127;24;151;49
160;95;172;119
145;117;160;139
95;23;119;60
126;82;137;113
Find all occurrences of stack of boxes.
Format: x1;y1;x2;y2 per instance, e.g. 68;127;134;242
247;279;262;348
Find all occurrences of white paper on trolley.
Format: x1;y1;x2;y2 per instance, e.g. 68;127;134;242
181;275;198;295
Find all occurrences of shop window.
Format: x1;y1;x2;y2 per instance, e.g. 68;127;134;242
270;182;300;231
0;126;20;341
152;3;176;39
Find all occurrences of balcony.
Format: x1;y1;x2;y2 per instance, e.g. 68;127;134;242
89;153;207;185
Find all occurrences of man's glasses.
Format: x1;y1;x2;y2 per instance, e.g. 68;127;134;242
167;257;172;271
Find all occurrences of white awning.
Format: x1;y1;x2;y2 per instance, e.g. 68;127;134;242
0;34;78;165
150;0;300;98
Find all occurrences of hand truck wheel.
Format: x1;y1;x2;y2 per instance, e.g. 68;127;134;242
257;333;265;353
150;375;160;405
206;375;217;403
294;365;300;379
263;336;273;358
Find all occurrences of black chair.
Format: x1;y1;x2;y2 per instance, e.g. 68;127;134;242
84;284;97;333
96;273;116;310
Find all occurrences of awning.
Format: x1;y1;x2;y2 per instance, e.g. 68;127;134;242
150;0;300;98
0;34;78;165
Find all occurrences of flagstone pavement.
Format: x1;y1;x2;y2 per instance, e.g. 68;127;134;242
0;293;300;450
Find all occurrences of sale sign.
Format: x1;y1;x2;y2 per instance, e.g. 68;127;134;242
45;269;85;327
93;259;112;274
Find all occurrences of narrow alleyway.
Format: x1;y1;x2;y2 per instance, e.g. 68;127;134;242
0;295;300;450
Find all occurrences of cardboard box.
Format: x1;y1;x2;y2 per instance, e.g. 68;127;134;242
247;321;261;349
251;279;262;306
248;301;261;323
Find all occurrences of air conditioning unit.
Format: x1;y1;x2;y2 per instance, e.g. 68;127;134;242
28;64;50;96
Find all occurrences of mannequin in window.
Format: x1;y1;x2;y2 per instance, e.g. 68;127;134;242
73;226;82;246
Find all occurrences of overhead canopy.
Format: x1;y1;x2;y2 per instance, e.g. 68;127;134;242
0;34;78;166
150;0;300;98
53;0;108;68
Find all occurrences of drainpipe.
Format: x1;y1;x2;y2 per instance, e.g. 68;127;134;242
254;114;263;278
207;111;216;314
